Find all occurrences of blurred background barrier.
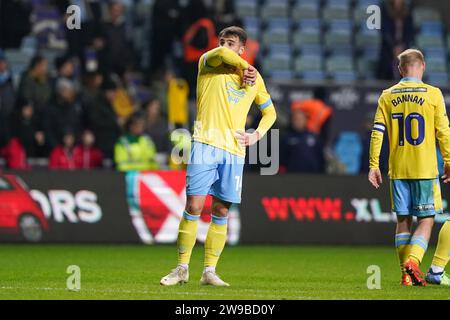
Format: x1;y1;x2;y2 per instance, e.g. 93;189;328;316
0;170;139;243
0;170;448;245
241;174;449;245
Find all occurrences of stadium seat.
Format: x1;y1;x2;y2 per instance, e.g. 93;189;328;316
262;32;289;46
426;73;449;86
296;19;321;33
20;36;38;54
262;55;291;73
235;0;258;17
294;55;323;74
292;2;320;20
331;71;357;82
262;43;292;76
413;7;441;28
243;16;261;40
330;47;355;57
325;0;351;9
243;16;260;30
420;22;444;36
270;70;294;80
334;131;362;175
423;48;447;62
324;33;352;51
4;49;33;66
135;0;153;17
356;57;378;80
327;19;352;34
266;17;290;29
353;4;370;22
4;49;33;87
293;0;321;8
325;55;353;71
322;6;350;22
301;70;326;81
360;47;379;60
355;0;381;7
326;55;355;80
246;28;260;41
426;59;447;73
261;0;289;20
416;34;444;49
262;18;290;46
293;32;321;49
355;32;381;51
294;53;325;80
298;44;324;56
355;20;368;32
266;44;292;57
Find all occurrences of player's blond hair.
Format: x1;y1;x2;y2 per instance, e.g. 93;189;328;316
397;49;425;70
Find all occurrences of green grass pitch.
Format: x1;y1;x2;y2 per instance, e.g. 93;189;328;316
0;244;449;300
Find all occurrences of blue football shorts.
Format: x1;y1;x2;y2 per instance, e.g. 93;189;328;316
186;141;245;204
390;178;443;217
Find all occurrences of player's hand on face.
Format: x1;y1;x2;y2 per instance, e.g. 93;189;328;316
243;65;257;87
235;130;260;147
442;164;450;183
368;168;382;189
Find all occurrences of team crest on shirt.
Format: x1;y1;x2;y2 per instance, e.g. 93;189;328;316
226;81;246;105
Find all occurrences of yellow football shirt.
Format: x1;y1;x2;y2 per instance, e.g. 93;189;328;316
370;77;450;179
192;46;275;157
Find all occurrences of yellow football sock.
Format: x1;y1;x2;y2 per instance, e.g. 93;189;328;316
204;215;228;268
431;221;450;268
408;235;428;265
395;233;411;274
177;211;199;265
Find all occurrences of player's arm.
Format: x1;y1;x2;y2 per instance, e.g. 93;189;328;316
202;47;249;70
368;96;386;188
255;105;276;138
236;75;277;146
434;89;450;183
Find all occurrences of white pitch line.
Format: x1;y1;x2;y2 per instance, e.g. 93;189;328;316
2;286;427;300
0;286;295;298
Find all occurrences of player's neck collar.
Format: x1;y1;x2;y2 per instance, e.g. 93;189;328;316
400;77;422;83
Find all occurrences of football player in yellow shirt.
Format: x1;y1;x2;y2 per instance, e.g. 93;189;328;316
161;26;277;286
369;49;450;286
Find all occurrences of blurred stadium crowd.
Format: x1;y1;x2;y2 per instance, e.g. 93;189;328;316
0;0;446;173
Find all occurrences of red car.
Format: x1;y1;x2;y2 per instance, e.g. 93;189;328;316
0;174;48;242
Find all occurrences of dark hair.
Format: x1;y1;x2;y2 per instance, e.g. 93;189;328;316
28;54;47;71
61;129;76;145
109;0;122;9
125;111;146;132
141;95;159;109
101;76;117;91
313;87;326;100
218;26;247;45
15;96;33;110
55;55;72;71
